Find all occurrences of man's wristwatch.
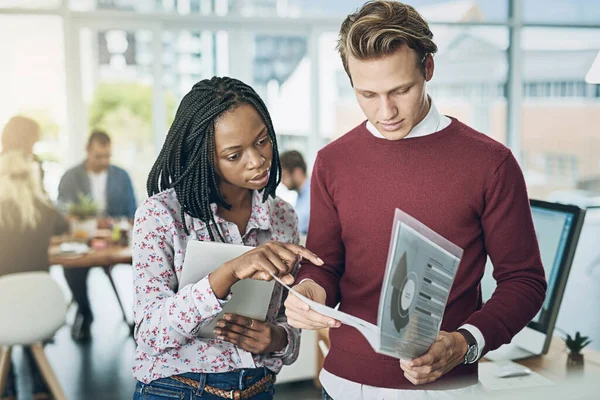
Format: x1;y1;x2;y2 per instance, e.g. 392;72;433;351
457;329;479;364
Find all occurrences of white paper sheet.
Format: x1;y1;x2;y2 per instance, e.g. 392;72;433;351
272;208;463;360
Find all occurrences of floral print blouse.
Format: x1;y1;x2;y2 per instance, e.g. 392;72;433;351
131;188;300;383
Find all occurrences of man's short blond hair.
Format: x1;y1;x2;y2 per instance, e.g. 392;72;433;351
337;0;438;82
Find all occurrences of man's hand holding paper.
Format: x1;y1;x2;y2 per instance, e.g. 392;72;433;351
399;331;468;385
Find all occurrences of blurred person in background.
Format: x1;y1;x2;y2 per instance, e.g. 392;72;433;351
57;130;136;341
0;150;69;400
1;115;44;191
280;150;310;235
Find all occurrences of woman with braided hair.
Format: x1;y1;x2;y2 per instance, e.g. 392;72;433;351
132;77;323;400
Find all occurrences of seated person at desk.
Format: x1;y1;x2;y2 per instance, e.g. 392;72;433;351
57;130;137;340
0;151;69;400
280;150;310;235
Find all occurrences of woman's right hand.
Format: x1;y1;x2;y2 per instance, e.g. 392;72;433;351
226;242;323;283
209;242;323;299
284;280;340;330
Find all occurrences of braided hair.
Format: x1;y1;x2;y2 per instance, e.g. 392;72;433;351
147;77;282;241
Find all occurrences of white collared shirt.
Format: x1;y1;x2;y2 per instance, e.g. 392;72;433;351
321;97;485;399
88;170;108;214
366;96;451;140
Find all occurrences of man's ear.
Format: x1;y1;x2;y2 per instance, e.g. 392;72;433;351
425;54;435;82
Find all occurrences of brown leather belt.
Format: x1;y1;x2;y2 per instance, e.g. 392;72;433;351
171;374;274;400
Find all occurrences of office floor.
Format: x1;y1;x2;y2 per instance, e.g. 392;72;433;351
10;266;321;400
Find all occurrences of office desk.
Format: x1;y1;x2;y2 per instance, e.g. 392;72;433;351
490;336;600;382
315;329;600;387
49;245;132;268
49;241;133;332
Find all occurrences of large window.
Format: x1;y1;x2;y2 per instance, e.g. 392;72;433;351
162;30;220;100
317;32;344;141
424;26;508;144
161;29;225;137
520;27;600;200
2;0;600;206
0;0;61;8
80;26;156;202
0;15;67;200
523;0;600;24
318;26;509;145
70;0;220;14
248;33;311;154
230;0;508;21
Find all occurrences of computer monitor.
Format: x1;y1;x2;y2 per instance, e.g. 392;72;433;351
482;199;586;361
555;207;600;352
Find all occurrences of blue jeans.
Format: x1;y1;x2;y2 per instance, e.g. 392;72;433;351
133;368;275;400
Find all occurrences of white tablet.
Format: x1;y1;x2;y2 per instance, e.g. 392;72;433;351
180;240;275;338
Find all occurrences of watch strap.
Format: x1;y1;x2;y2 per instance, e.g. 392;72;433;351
457;328;478;364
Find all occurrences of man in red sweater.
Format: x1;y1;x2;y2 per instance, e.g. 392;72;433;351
284;1;547;398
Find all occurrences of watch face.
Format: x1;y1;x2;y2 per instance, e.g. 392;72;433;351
466;345;478;363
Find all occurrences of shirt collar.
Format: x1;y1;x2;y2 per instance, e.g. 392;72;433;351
191;190;272;234
366;96;443;139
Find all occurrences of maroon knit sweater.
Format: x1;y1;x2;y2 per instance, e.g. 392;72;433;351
296;118;547;390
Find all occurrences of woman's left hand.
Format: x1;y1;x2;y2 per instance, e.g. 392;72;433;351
214;314;287;355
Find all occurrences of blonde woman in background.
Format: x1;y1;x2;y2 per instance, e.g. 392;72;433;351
1;115;45;192
0;151;69;400
1;116;40;154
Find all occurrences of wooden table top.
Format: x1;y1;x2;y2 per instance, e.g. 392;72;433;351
510;336;600;382
49;236;132;268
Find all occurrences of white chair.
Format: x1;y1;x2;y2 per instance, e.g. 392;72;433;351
0;272;68;400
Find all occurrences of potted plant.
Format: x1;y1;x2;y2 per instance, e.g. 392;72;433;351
563;331;592;371
68;193;99;240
